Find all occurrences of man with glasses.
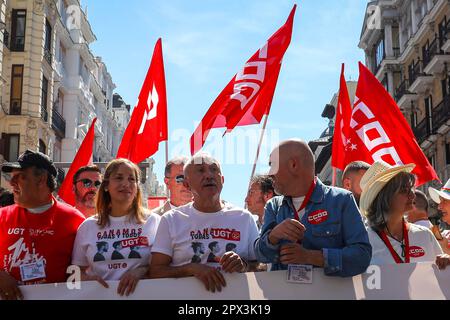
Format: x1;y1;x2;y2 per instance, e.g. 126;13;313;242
72;165;102;218
0;150;85;300
153;156;193;216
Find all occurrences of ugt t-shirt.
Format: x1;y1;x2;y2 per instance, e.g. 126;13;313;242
71;213;160;280
0;200;85;284
152;203;259;267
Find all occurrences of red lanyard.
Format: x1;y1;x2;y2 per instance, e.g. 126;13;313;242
376;220;410;264
293;177;317;221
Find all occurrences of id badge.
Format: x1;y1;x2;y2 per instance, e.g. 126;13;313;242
286;264;313;284
19;260;46;282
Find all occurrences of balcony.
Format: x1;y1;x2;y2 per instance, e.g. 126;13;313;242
52;108;66;138
423;34;450;74
432;95;450;135
408;60;434;94
41;107;48;122
9;100;21;115
3;30;9;49
394;78;418;110
442;18;450;52
9;36;25;52
412;117;430;145
44;47;52;65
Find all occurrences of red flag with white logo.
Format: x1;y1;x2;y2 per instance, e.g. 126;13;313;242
342;62;438;186
58;118;97;206
331;64;352;170
117;38;168;163
190;5;296;155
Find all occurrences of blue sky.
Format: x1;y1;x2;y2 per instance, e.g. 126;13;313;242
82;0;367;207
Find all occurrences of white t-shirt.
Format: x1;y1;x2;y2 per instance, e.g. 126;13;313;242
367;223;443;265
413;219;432;229
72;213;160;280
292;196;306;221
152;203;259;267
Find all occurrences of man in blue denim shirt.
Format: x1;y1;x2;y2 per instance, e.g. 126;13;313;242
254;139;371;277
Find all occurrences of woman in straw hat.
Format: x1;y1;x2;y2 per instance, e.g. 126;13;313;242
428;179;450;254
359;161;449;268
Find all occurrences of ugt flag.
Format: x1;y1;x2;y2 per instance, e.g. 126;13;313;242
190;4;297;155
58;117;97;206
333;62;439;186
117;38;168;163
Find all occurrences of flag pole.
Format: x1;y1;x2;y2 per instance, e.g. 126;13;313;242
332;167;337;187
249;114;269;187
165;140;168;165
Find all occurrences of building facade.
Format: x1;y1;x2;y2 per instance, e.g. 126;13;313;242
0;0;162;197
359;0;450;189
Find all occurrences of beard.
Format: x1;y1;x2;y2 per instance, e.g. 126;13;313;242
75;190;96;208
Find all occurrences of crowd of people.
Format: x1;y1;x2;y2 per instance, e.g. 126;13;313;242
0;138;449;299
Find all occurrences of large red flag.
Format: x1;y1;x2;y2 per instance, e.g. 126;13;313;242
190;5;297;155
117;38;168;163
331;64;352;170
339;62;439;186
58;117;97;206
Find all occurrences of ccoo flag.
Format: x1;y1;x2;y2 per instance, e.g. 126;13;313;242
190;5;297;155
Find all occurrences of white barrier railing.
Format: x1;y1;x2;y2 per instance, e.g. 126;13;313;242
12;262;450;300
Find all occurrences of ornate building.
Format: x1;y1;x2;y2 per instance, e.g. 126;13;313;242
359;0;450;190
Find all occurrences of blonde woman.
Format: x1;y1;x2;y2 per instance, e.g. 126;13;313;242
72;159;160;296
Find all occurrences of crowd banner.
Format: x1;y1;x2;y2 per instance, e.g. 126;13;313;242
15;263;450;300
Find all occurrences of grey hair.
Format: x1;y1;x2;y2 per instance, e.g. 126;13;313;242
164;156;190;177
32;167;57;192
366;171;415;232
183;152;221;174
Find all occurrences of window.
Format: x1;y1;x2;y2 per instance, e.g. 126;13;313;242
39;139;46;154
425;96;433;132
446;142;450;165
427;154;436;169
1;134;20;162
41;76;48;122
11;10;26;51
410;110;418;127
375;38;385;68
44;20;52;64
10;65;24;115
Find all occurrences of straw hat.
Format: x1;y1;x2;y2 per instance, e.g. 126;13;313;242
428;179;450;203
359;161;415;216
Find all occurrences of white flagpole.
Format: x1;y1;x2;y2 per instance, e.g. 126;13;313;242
165;140;168;165
249;115;269;188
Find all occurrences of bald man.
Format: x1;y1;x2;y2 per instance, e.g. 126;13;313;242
254;139;371;277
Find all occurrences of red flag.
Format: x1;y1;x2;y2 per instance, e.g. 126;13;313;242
340;62;438;186
190;5;297;155
331;64;352;170
58;118;97;206
117;38;168;163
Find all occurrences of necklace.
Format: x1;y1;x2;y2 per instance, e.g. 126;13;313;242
385;220;405;257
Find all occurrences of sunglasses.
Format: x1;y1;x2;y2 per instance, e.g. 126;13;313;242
166;175;185;184
76;178;102;189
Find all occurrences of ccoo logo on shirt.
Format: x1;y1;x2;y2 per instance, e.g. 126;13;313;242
307;210;328;225
409;246;425;258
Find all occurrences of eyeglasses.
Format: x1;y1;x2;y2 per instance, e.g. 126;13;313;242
76;178;102;189
166;174;185;184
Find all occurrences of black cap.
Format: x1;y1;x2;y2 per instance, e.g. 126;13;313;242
1;149;57;177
